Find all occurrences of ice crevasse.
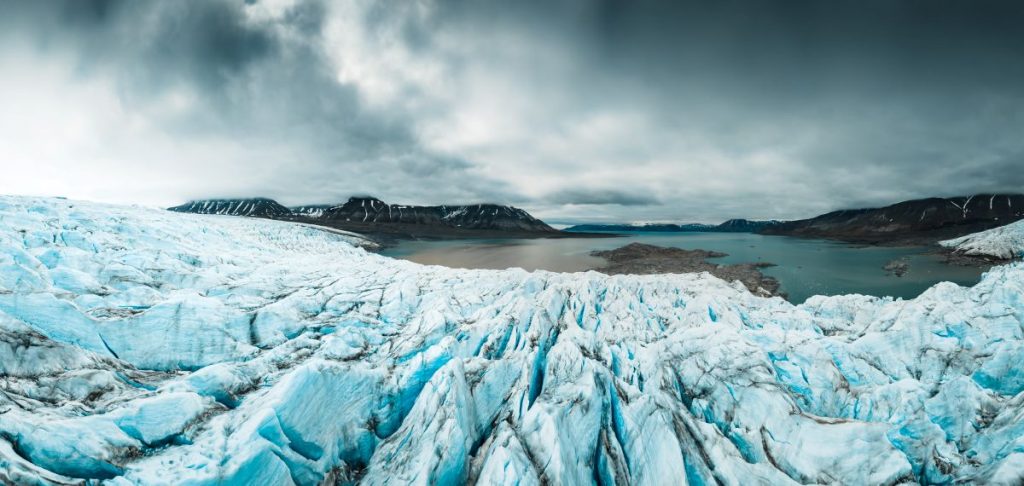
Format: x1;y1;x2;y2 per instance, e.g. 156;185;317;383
1;196;1024;485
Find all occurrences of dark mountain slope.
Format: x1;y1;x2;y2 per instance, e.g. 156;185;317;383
319;197;556;232
717;219;782;232
168;198;292;218
760;194;1024;244
168;196;570;242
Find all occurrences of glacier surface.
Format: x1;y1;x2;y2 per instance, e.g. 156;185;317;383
941;219;1024;260
1;196;1024;485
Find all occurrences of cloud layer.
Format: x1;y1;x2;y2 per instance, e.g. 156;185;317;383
1;0;1022;223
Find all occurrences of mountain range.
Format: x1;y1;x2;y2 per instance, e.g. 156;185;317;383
170;193;1024;246
761;194;1024;244
169;196;560;241
168;197;293;219
566;194;1024;245
564;219;781;233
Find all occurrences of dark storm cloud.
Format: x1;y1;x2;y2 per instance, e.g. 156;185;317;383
392;0;1024;221
596;0;1024;107
1;0;1022;221
0;0;520;206
10;1;345;130
546;189;660;207
14;1;277;86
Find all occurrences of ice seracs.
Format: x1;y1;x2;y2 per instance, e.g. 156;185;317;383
1;195;1024;484
941;219;1024;260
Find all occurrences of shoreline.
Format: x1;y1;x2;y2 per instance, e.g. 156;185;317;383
296;221;623;250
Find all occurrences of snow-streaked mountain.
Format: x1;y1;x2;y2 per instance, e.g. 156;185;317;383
168;197;293;218
941;219;1024;260
170;197;557;234
763;194;1024;243
319;197;557;232
2;196;1024;485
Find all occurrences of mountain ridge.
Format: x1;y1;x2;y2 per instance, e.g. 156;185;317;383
168;197;292;218
564;219;781;233
169;196;561;240
760;194;1024;244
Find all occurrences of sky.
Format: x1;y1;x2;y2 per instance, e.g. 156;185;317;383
1;0;1022;224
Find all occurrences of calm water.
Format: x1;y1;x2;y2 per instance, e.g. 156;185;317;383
380;232;986;303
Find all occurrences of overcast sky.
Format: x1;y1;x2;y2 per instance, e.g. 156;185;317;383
1;0;1022;223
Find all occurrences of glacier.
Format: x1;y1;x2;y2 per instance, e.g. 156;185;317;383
941;219;1024;261
1;196;1024;485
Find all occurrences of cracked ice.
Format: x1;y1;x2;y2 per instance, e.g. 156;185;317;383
1;196;1024;485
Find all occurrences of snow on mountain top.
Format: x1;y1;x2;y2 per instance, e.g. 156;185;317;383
941;219;1024;260
168;198;293;218
1;196;1024;484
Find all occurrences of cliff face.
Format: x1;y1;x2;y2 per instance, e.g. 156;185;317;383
761;194;1024;243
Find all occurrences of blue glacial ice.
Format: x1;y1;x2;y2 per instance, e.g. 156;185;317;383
1;196;1023;484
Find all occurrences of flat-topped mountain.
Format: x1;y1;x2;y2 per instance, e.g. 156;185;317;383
168;196;563;241
318;197;556;232
168;198;291;218
761;194;1024;244
565;219;780;233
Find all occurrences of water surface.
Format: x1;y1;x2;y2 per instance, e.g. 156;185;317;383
380;232;986;303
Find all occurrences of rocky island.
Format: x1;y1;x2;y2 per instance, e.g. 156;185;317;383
882;258;910;277
590;242;782;298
